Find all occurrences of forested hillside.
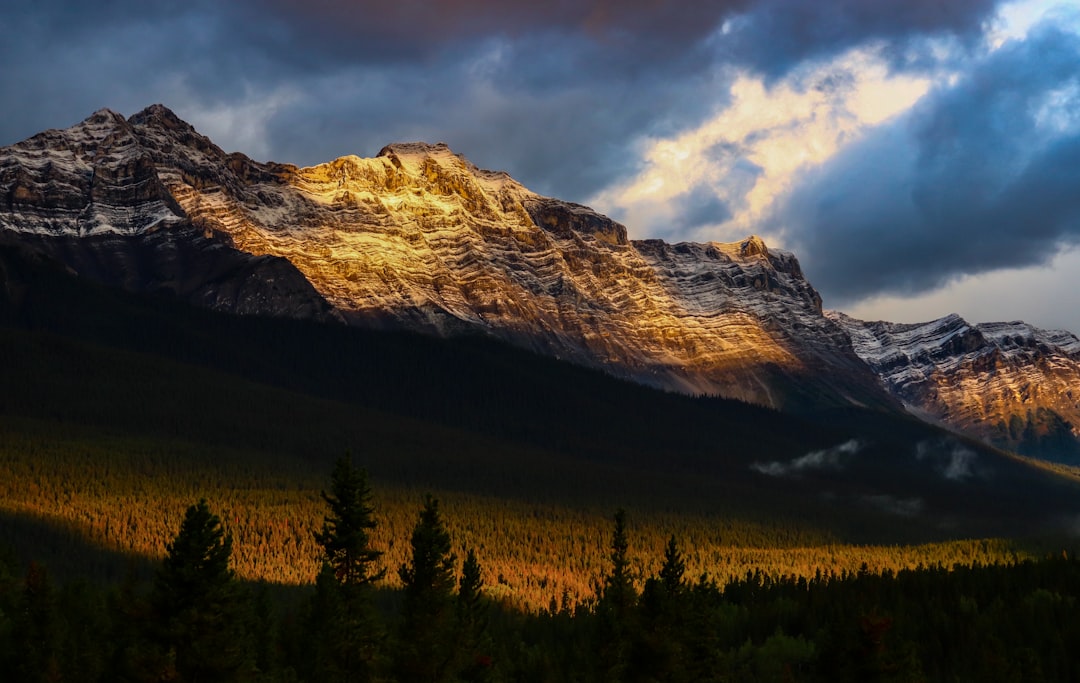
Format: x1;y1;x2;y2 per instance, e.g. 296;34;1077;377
3;239;1080;681
3;485;1078;682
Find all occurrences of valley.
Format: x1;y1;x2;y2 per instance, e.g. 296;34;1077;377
2;242;1078;611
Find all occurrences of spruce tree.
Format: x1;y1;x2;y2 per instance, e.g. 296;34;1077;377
314;457;384;586
601;509;635;617
457;548;484;625
658;535;686;596
150;499;249;683
595;509;637;683
639;536;689;682
308;456;385;682
455;547;492;681
397;494;457;683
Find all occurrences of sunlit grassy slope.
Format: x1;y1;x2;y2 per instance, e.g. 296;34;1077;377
2;243;1078;609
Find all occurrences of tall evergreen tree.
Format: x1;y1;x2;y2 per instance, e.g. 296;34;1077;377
150;499;249;683
638;536;690;683
314;456;384;586
457;548;484;626
397;494;457;683
600;509;636;617
307;456;386;683
595;509;638;683
455;548;492;681
657;535;686;596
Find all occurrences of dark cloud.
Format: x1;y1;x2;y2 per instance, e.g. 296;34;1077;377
243;0;753;65
676;186;733;232
253;48;728;200
777;22;1080;306
0;0;746;201
0;0;295;141
1;0;1018;206
717;0;999;77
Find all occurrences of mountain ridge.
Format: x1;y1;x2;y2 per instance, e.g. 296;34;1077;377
3;104;1080;460
831;311;1080;462
1;104;892;410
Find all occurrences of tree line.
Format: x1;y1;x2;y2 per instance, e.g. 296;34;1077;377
3;457;1080;682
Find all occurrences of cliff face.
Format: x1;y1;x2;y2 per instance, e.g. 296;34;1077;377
128;106;892;408
0;109;340;322
831;312;1080;461
0;105;909;412
9;105;1080;458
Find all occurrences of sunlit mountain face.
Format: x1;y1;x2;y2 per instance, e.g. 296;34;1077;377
3;105;1080;462
0;105;892;411
832;312;1080;462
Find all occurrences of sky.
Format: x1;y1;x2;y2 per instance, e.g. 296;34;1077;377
4;0;1080;332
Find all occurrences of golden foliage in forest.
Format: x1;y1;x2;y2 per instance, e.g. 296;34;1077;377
0;415;1036;611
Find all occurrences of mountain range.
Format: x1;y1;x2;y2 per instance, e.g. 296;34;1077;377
3;105;1080;462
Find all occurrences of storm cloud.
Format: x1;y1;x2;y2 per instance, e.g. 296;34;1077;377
718;0;999;76
6;0;1077;328
0;0;1015;202
777;20;1080;306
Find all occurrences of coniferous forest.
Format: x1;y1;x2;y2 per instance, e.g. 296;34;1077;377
3;458;1080;682
5;244;1080;680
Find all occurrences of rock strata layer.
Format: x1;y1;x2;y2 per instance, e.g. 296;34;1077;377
13;102;1080;454
831;312;1080;461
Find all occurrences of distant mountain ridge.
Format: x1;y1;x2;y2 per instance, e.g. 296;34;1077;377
831;312;1080;462
2;105;1079;460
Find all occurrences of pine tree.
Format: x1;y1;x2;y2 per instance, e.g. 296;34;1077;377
397;494;457;683
455;548;492;681
639;536;690;683
595;509;638;683
150;499;249;683
307;456;385;683
658;535;686;596
600;509;635;617
457;548;484;625
314;456;384;586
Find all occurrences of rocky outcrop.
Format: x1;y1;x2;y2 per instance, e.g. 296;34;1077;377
120;109;894;409
0;109;186;236
831;312;1080;462
0;108;339;322
0;106;896;410
9;105;1080;458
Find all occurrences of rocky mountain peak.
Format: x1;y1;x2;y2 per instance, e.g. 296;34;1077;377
129;102;177;121
373;141;526;201
128;103;195;135
738;234;769;257
377;140;454;160
6;105;1080;458
0;107;902;410
84;108;128;127
833;311;1080;461
0;106;189;237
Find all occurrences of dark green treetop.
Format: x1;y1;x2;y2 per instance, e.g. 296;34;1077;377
315;456;385;586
